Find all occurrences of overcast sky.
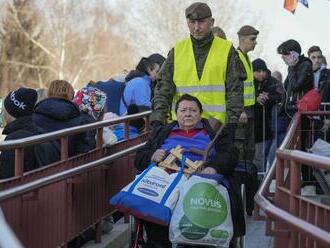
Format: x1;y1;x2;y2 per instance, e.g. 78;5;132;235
246;0;330;75
107;0;330;77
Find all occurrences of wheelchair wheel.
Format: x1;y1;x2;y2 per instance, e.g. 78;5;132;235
129;216;146;248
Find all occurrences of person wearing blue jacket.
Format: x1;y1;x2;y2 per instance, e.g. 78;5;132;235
119;54;165;115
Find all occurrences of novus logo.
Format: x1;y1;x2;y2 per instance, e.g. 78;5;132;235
10;91;26;110
190;197;222;209
183;182;228;228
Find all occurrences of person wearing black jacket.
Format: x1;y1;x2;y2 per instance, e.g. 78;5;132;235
307;46;330;141
307;46;330;109
277;39;314;118
252;59;284;171
135;94;244;248
33;80;94;156
0;88;59;179
278;40;314;181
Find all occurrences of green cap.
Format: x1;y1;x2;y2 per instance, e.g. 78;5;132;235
185;2;212;20
237;25;259;36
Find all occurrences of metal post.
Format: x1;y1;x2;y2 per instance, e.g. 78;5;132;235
289;160;301;247
275;104;278;148
272;104;279;172
262;105;266;172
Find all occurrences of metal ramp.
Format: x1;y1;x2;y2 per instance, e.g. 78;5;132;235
245;216;272;248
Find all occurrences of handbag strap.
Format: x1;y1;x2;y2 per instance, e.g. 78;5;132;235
127;162;155;193
160;156;186;205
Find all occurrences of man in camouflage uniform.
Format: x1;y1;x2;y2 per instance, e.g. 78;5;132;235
235;26;259;218
235;25;259;163
150;2;245;141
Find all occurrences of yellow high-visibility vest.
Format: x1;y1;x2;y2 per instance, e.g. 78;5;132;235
173;37;232;123
237;50;255;106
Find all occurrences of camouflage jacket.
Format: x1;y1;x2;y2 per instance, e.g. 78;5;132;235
151;33;245;124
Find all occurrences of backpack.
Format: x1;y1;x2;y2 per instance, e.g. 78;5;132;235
93;80;126;115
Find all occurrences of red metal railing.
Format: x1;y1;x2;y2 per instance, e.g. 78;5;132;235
0;112;151;248
255;111;330;248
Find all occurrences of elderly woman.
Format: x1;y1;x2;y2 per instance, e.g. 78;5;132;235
135;94;244;248
33;80;97;156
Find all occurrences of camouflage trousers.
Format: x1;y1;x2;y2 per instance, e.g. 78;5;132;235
234;119;255;162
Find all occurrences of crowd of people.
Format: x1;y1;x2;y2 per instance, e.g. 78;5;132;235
0;52;166;179
1;1;330;247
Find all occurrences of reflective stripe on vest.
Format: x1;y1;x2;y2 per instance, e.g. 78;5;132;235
238;50;255;106
173;37;232;123
176;85;226;94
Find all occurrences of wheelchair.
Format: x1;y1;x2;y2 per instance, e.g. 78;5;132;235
128;121;249;248
128;191;247;248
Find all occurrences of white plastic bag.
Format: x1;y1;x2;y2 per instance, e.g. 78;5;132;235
311;138;330;158
111;161;187;225
170;174;233;247
102;127;118;146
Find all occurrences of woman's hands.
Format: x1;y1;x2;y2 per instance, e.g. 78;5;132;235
151;149;166;163
200;166;217;174
151;149;217;175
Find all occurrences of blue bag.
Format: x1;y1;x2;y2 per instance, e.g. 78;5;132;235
110;157;187;225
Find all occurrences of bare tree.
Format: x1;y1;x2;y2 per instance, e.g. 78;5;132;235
1;0;270;94
108;0;268;61
0;0;135;93
0;0;49;94
35;0;134;88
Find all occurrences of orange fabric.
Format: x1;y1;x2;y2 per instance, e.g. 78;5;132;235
284;0;298;13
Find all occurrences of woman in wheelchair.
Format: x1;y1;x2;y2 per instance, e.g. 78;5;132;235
135;94;245;247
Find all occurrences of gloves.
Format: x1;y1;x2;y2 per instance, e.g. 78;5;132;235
151;149;166;162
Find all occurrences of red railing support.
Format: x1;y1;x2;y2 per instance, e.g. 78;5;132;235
96;128;103;149
14;148;24;177
61;136;69;160
256;111;330;248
